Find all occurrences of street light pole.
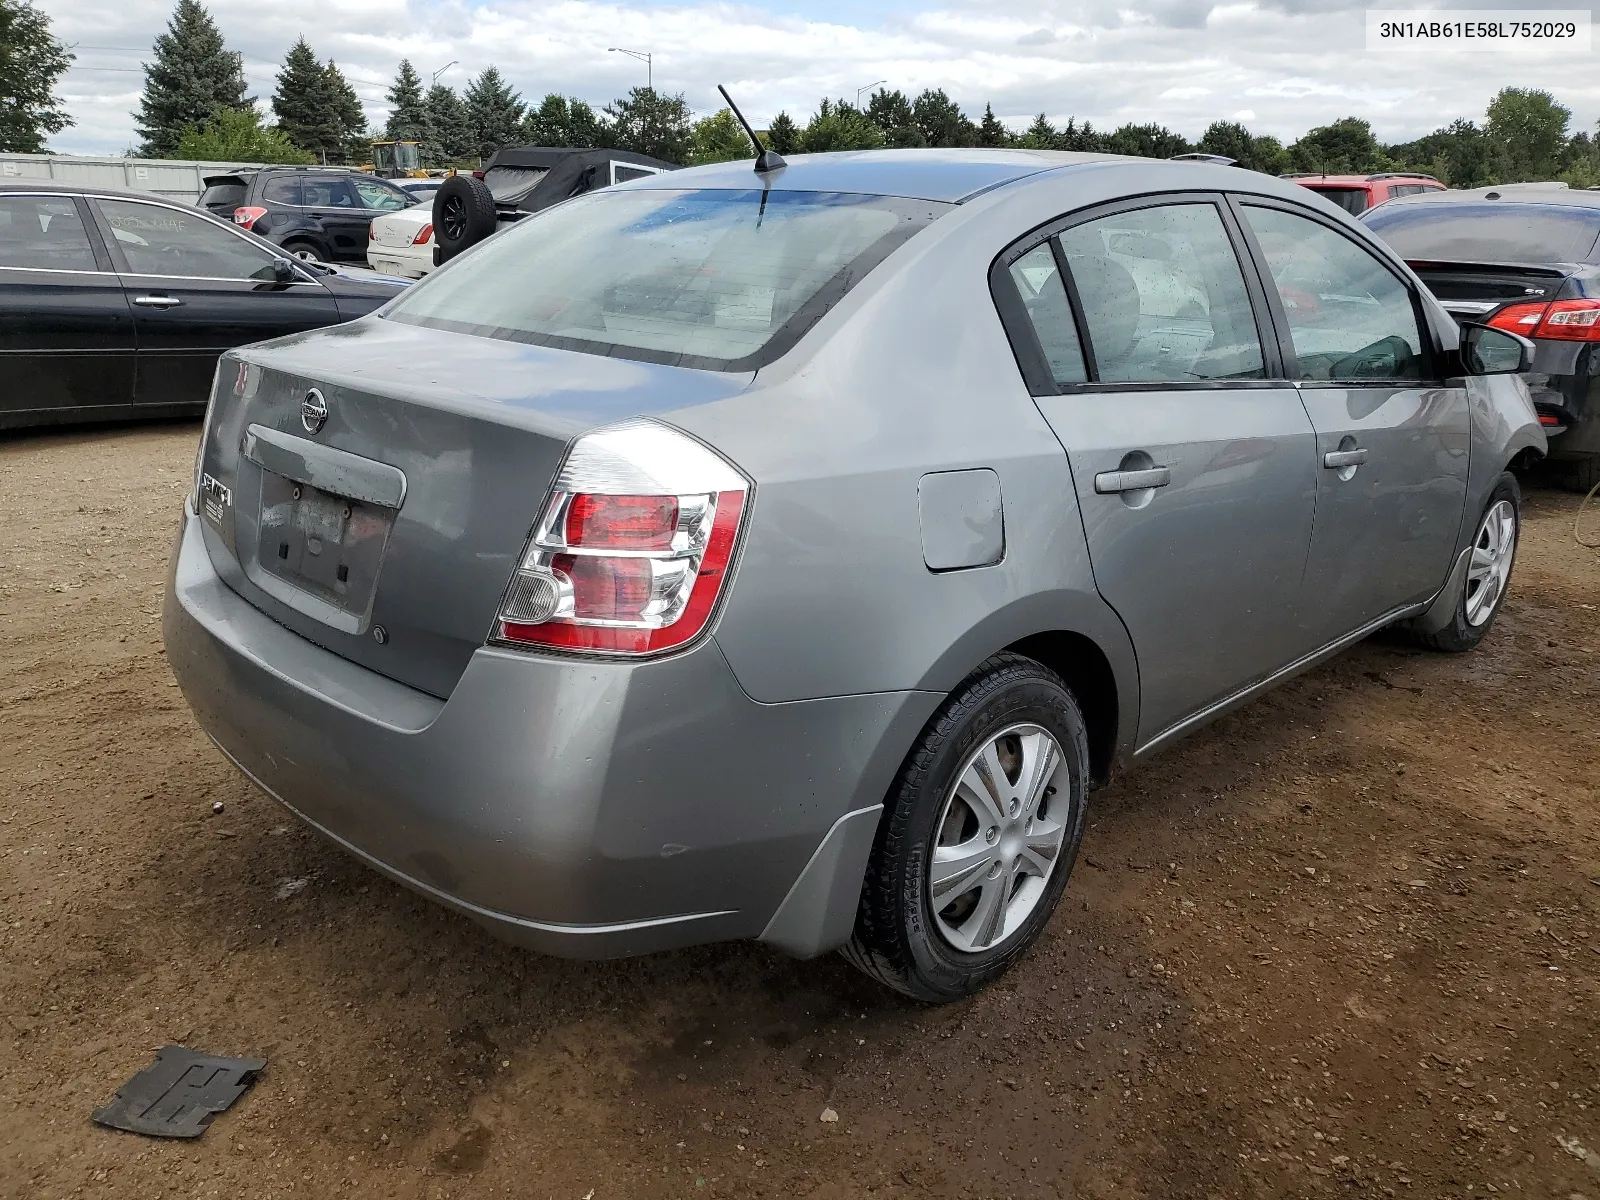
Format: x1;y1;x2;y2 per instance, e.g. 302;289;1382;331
608;47;653;91
856;80;886;108
431;61;458;86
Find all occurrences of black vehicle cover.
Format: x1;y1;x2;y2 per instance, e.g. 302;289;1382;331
483;147;678;215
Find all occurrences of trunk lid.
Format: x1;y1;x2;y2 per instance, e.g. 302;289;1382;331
1405;259;1572;322
196;317;754;698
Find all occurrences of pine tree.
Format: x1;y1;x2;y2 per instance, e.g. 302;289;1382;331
522;95;605;148
765;111;800;155
384;59;426;142
0;0;74;153
604;87;692;163
463;66;524;161
323;59;366;163
134;0;249;157
1014;114;1057;150
978;103;1008;148
422;83;470;166
866;89;921;148
272;37;339;161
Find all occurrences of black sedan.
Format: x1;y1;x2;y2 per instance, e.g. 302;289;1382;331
0;182;408;431
1364;187;1600;490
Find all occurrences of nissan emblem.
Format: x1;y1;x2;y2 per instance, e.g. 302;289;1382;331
300;388;328;435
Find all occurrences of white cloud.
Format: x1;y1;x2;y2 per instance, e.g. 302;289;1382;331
38;0;1600;155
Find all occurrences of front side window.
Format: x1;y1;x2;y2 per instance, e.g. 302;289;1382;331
1243;204;1427;382
302;178;357;208
95;199;281;281
1007;244;1087;386
1056;203;1265;384
0;196;98;271
385;188;947;370
353;178;411;211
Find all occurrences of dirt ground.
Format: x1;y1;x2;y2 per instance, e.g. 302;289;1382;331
2;423;1598;1200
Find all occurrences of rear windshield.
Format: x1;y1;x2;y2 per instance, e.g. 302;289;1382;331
483;165;549;201
1304;186;1369;215
384;188;948;370
1364;203;1600;264
199;181;246;210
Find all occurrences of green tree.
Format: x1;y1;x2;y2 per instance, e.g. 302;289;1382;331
912;88;977;147
0;0;73;153
524;94;604;147
1245;134;1290;176
323;59;366;163
605;87;692;163
383;59;426;142
422;83;470;166
765;110;800;155
690;108;750;164
1105;122;1191;159
866;88;921;147
134;0;249;157
1056;117;1106;153
1386;119;1502;188
272;37;340;161
1485;87;1569;181
464;66;525;161
800;98;884;153
1561;127;1600;189
1197;120;1252;164
1013;113;1057;150
1289;116;1389;174
174;106;311;162
978;103;1008;148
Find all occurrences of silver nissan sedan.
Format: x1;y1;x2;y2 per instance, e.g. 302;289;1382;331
165;149;1544;1001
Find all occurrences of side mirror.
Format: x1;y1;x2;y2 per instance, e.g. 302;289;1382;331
272;258;296;283
1460;323;1533;375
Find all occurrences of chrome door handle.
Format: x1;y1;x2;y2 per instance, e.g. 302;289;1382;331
133;295;183;308
1323;448;1368;469
1094;466;1171;494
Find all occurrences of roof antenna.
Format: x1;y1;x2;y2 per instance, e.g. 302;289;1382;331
718;84;786;174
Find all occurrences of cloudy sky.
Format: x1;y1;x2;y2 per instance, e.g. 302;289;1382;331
38;0;1598;155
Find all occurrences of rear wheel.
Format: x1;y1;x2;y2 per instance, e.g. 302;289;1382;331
1409;472;1520;653
281;239;322;263
843;654;1089;1002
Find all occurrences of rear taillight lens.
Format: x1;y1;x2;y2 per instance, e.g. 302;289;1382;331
494;420;751;657
1488;299;1600;342
412;223;433;245
233;206;268;230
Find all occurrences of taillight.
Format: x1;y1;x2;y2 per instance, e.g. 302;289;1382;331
368;224;377;240
494;420;751;657
1488;299;1600;342
412;223;433;245
233;206;268;230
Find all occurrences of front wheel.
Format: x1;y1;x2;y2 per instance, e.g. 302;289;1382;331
842;654;1089;1002
1409;472;1521;653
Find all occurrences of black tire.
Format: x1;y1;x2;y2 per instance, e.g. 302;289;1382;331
280;238;323;263
1408;471;1521;653
432;175;498;264
842;653;1089;1003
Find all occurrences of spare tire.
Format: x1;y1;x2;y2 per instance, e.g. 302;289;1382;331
432;175;498;264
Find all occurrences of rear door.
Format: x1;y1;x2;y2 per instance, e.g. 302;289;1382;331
300;176;367;261
89;196;339;409
1234;199;1469;645
0;193;135;424
996;194;1319;748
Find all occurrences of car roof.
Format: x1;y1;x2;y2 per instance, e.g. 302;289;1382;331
1284;173;1439;186
609;148;1140;203
0;180;196;202
1376;185;1600;212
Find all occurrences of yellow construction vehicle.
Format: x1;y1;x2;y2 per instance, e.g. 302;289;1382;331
365;140;426;178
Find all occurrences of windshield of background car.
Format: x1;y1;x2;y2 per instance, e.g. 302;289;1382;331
1364;202;1600;264
483;165;550;201
1307;186;1369;215
384;188;950;370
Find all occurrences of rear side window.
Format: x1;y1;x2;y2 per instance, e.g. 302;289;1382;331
385;188;947;370
613;164;659;184
1307;187;1370;215
1007;245;1087;385
1363;202;1600;264
483;165;549;201
1056;203;1265;383
1243;204;1426;382
262;177;301;205
199;181;246;211
0;195;99;271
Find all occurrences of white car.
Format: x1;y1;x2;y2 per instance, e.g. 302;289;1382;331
366;201;435;278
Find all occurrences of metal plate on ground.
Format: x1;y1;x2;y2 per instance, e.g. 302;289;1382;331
92;1046;265;1139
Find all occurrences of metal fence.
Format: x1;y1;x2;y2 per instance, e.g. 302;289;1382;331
0;154;271;205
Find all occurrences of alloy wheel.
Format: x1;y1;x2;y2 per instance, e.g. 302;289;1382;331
289;247;319;262
928;723;1069;953
1465;499;1517;627
440;196;466;241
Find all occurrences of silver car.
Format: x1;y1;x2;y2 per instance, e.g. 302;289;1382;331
165;150;1544;1001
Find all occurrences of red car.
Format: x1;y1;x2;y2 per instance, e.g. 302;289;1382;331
1285;172;1446;215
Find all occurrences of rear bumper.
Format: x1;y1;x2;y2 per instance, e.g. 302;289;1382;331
164;505;934;958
